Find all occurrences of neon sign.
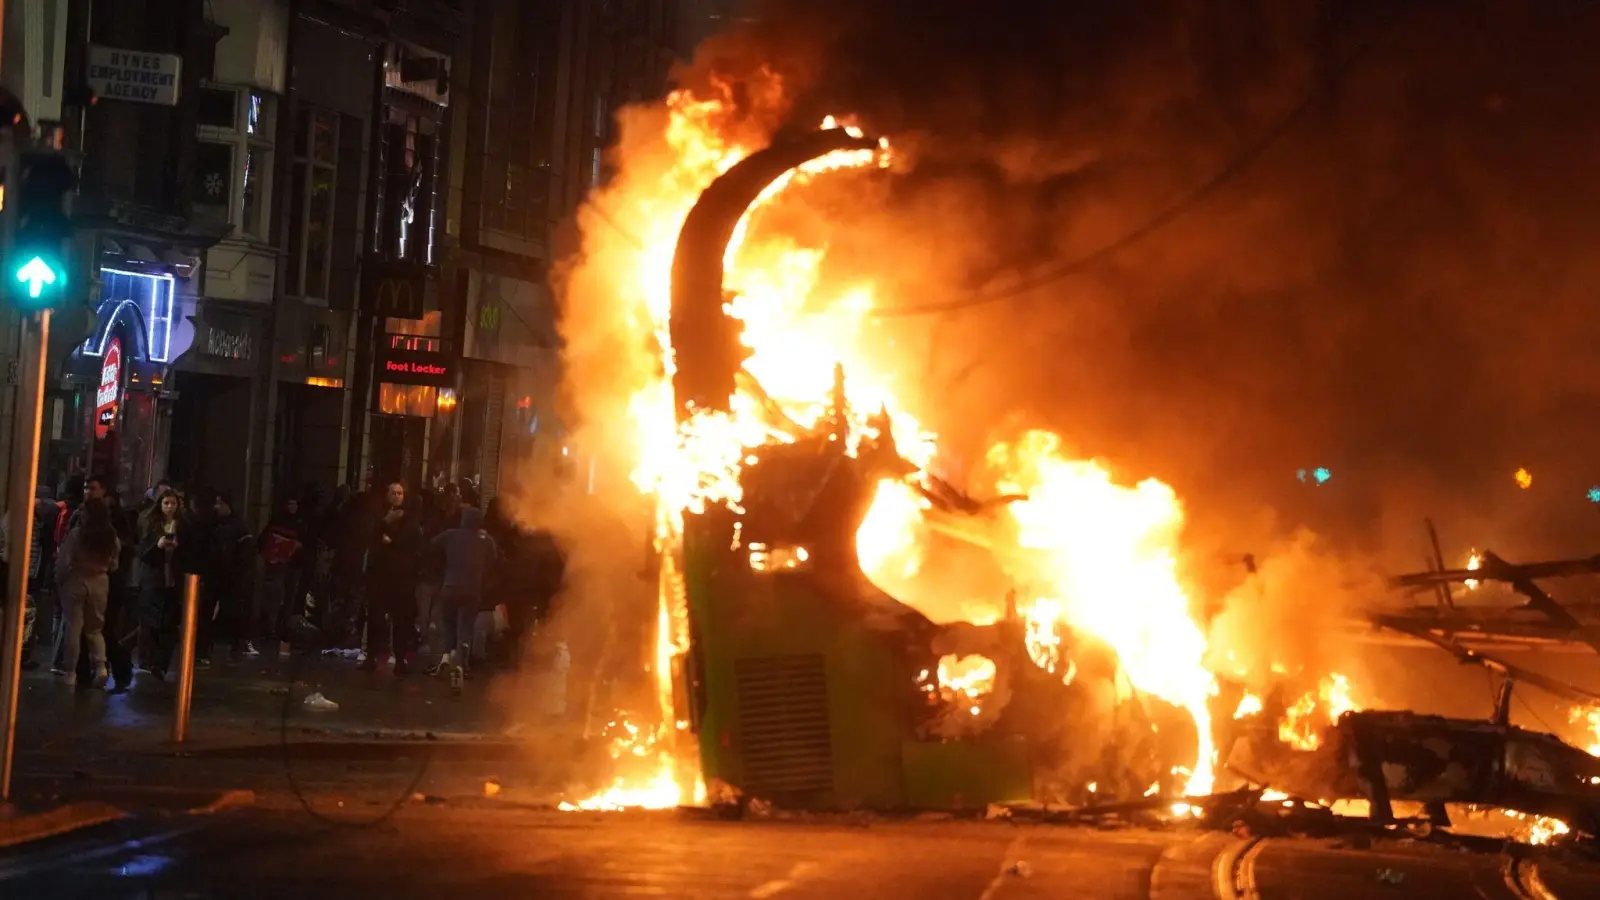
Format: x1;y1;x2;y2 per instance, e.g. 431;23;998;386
83;267;177;363
95;337;121;440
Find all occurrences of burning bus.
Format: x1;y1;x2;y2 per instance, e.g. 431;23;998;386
553;84;1600;841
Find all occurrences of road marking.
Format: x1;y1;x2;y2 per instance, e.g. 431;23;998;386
977;835;1026;900
1211;837;1266;900
749;861;818;898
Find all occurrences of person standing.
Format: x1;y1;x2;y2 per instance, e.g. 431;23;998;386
202;493;254;662
137;490;184;681
0;485;58;671
257;497;306;658
361;482;421;675
53;499;121;688
103;491;139;691
428;506;497;688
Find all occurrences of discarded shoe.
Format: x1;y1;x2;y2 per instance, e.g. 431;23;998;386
303;692;339;712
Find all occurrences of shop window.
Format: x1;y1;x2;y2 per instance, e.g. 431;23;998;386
196;85;277;240
377;382;439;417
288;108;340;300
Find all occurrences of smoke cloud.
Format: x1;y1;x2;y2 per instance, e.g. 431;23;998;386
679;0;1600;570
510;0;1600;738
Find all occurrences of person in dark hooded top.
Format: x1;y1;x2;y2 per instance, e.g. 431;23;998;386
427;505;497;683
362;482;423;674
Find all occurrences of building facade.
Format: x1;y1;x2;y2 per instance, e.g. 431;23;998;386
0;0;687;523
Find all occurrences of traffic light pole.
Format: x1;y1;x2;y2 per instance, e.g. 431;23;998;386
0;308;48;802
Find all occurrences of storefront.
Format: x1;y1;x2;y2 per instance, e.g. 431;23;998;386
167;300;268;507
50;261;194;495
370;329;459;491
459;269;560;502
269;301;355;503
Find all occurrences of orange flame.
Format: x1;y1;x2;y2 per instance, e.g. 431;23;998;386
1280;673;1357;751
1569;705;1600;757
564;82;1227;808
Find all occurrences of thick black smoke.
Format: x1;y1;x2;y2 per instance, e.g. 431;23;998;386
680;0;1600;570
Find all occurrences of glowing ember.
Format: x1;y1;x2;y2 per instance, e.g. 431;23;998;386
937;654;997;715
1464;552;1482;591
1502;809;1572;846
1280;673;1357;751
1514;467;1533;490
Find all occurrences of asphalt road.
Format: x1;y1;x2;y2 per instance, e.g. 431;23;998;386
5;804;1600;899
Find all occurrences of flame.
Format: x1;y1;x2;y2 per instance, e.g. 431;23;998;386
989;432;1216;796
559;762;681;812
564;81;1222;808
1569;705;1600;756
1233;693;1264;719
1280;673;1357;751
1464;551;1482;591
1502;809;1572;846
937;654;998;716
1515;467;1533;489
856;478;930;580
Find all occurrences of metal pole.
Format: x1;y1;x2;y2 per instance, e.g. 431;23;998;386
0;309;50;801
171;573;200;743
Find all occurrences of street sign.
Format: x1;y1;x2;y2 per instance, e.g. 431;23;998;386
86;46;182;106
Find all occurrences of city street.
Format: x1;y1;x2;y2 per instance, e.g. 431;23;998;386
4;803;1600;898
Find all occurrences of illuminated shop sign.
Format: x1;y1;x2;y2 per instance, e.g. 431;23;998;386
83;267;177;363
95;337;122;440
378;345;455;387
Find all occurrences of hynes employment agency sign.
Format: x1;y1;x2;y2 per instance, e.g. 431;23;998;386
379;346;455;387
87;46;182;106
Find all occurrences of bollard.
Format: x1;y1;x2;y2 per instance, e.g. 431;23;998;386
172;573;201;743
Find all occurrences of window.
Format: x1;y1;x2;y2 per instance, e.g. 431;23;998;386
480;3;560;242
191;141;234;225
195;85;277;239
377;108;440;264
287;107;340;300
197;87;237;128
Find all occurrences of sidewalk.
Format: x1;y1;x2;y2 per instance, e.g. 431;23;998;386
10;650;588;797
14;649;566;746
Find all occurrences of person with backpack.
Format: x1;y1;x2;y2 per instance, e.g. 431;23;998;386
53;499;121;688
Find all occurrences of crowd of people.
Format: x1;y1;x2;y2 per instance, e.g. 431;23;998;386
0;474;565;691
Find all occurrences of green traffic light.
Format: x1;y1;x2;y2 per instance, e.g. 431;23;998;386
14;255;59;300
